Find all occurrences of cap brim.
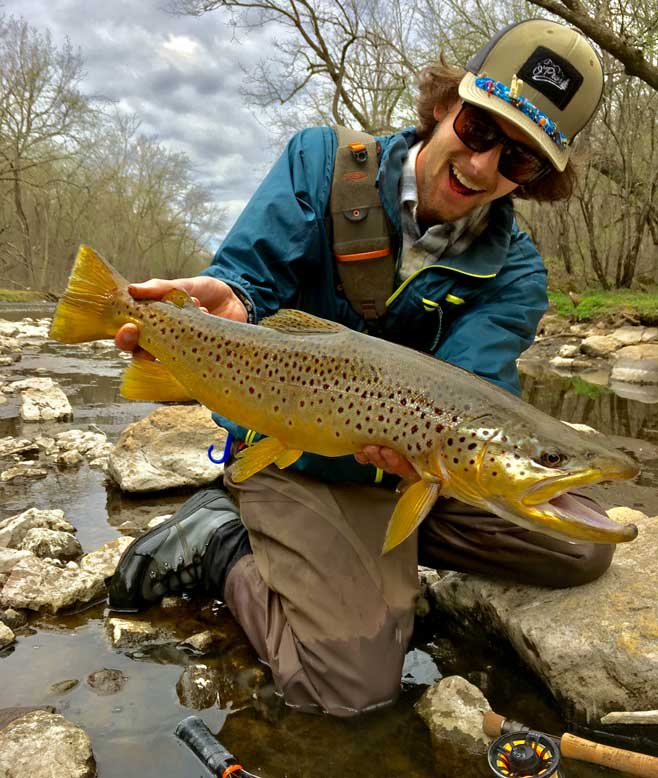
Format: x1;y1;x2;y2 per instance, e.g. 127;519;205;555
459;72;569;172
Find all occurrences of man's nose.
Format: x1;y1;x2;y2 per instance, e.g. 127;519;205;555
470;145;503;178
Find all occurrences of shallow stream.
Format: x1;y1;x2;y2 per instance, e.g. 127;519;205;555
2;302;657;778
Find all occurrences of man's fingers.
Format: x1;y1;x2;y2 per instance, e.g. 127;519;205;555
115;323;139;351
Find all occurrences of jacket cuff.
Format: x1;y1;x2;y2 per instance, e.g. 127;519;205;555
225;281;257;324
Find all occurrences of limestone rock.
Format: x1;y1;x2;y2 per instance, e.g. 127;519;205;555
0;557;105;614
11;377;73;422
601;710;658;725
0;621;15;649
427;509;658;724
79;536;133;580
580;335;621;358
610;326;658;346
108;405;226;492
0;548;33;573
0;710;96;777
416;676;491;755
0;508;75;549
1;463;48;482
105;617;167;650
21;529;83;562
558;343;581;358
612;344;658;384
179;630;215;654
0;608;28;630
0;437;40;459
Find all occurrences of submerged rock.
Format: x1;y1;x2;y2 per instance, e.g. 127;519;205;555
105;617;169;650
86;668;127;696
0;710;96;777
427;509;658;724
108;405;225;492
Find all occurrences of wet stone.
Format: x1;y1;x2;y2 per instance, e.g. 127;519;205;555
49;678;80;695
106;617;167;650
179;630;215;654
86;668;127;696
21;528;83;562
1;463;49;482
0;621;15;649
0;608;28;630
0;508;75;549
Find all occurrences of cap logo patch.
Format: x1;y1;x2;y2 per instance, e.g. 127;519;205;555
532;58;570;91
517;46;583;110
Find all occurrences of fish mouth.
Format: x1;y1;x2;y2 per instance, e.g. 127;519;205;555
510;465;640;543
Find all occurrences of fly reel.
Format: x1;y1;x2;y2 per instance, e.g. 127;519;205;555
487;730;562;778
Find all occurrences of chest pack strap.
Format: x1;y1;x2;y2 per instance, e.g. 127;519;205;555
330;126;395;322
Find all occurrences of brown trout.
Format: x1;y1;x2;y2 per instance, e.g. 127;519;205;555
50;246;640;552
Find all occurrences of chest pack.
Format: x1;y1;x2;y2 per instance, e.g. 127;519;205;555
330;126;396;323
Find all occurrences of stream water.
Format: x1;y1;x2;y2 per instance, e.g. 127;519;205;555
2;302;657;778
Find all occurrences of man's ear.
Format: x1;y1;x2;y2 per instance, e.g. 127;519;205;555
433;100;458;123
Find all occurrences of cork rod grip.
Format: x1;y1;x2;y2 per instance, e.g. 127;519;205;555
560;733;658;778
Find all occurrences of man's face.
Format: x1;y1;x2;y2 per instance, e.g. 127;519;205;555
415;100;538;224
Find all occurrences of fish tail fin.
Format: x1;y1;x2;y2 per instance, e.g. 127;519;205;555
50;245;129;343
121;358;194;403
381;479;441;554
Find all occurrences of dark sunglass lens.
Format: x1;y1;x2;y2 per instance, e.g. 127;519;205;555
455;106;499;152
499;144;549;184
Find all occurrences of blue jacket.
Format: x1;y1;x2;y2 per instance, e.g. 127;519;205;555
201;126;548;486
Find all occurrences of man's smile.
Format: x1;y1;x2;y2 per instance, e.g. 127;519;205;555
448;163;487;196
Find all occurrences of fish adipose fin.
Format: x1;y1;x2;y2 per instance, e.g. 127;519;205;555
50;245;128;343
382;479;441;554
260;309;347;334
121;358;194;402
232;437;303;482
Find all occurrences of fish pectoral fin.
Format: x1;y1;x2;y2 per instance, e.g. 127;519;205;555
382;479;441;555
260;309;347;334
162;288;196;309
121;358;194;402
232;437;301;482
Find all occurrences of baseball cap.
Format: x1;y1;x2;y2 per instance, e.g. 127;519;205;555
458;19;603;171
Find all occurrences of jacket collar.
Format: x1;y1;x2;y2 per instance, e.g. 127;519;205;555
376;128;514;278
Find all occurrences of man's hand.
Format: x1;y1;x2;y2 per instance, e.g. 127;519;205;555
115;276;247;353
354;445;418;481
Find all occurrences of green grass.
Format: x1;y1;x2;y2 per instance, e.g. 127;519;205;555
0;289;48;302
548;290;658;325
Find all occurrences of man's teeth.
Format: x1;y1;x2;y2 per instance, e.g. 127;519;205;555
451;164;486;192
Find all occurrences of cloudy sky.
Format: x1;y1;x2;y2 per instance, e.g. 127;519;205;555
14;0;284;234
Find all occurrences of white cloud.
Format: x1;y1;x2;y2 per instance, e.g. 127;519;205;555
10;0;289;243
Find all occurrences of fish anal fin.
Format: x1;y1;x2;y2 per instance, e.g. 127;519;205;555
275;448;303;469
162;289;194;308
382;479;441;554
232;437;300;482
121;358;194;402
260;309;347;334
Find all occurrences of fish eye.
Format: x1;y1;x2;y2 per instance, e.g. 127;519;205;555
537;450;568;469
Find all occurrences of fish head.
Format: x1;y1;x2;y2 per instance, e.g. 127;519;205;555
434;416;640;544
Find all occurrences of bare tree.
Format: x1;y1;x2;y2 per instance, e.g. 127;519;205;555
0;16;90;287
525;0;658;90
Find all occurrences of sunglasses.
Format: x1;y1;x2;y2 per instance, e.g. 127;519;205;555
453;103;551;185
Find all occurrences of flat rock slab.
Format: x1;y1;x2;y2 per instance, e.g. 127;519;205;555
428;509;658;724
0;710;96;777
107;405;226;492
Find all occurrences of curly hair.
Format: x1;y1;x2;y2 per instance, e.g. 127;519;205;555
415;56;577;202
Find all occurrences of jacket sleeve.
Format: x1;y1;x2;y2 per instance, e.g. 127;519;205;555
199;127;336;321
435;230;548;396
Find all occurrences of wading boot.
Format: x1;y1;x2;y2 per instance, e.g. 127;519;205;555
108;486;251;612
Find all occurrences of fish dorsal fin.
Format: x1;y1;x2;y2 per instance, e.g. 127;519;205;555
260;309;347;334
162;288;194;308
